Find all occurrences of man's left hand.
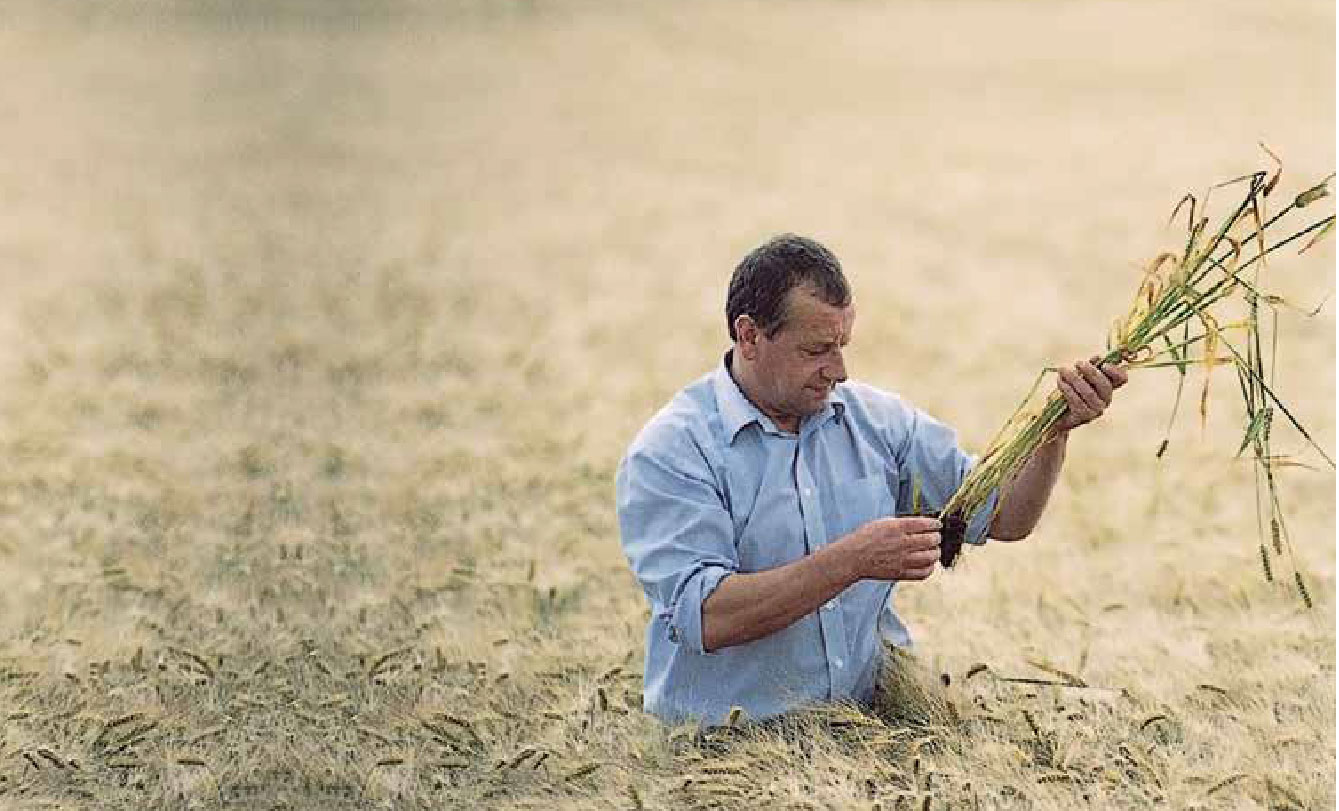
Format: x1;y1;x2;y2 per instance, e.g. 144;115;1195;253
1052;357;1128;434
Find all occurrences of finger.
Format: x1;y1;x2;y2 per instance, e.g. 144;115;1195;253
1091;355;1130;389
1058;371;1103;415
1067;363;1107;411
1057;378;1098;423
1078;359;1113;403
907;548;941;567
895;516;942;534
902;531;942;551
901;565;936;581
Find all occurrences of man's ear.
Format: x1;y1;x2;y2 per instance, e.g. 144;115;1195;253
734;315;759;360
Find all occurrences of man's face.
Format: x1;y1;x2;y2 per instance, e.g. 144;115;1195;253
743;285;855;423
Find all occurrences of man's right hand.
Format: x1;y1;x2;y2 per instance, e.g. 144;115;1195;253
701;514;941;652
839;516;942;582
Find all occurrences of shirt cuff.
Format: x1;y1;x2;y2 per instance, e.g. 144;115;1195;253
963;485;1001;546
665;563;734;655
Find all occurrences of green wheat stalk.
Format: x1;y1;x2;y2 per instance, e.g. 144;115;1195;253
942;155;1335;605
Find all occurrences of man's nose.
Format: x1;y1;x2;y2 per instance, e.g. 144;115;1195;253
826;351;847;383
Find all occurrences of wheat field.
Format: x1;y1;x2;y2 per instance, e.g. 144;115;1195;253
0;2;1333;809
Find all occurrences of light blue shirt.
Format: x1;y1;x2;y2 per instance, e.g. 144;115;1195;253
615;351;999;725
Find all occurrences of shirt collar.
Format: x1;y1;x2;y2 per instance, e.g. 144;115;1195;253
712;349;845;444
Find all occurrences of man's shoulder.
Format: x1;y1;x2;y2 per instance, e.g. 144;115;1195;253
832;379;915;426
835;379;968;465
830;379;929;461
625;371;720;461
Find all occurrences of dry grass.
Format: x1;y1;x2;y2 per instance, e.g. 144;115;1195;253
0;2;1331;809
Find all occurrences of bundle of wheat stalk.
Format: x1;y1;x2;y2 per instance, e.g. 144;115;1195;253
940;153;1336;606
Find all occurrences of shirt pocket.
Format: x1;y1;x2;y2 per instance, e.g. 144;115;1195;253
827;472;896;543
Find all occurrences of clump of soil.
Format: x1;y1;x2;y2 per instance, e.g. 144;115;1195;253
938;512;968;568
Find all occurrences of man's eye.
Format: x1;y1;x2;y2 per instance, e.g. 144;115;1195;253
804;347;827;357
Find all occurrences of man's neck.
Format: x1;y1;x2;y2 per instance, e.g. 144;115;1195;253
728;350;799;434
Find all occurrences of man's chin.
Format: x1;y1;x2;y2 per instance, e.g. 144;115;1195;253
800;387;832;409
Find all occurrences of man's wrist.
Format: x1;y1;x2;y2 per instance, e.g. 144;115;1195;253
1044;424;1071;446
819;537;862;588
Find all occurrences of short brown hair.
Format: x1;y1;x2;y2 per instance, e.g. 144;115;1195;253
725;234;850;341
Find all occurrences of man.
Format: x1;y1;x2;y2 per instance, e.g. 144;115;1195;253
615;234;1127;725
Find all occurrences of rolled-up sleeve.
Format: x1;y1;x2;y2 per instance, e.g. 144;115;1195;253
616;435;738;655
894;406;1000;547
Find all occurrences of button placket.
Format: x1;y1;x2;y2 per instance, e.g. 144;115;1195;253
798;442;852;698
796;468;823;550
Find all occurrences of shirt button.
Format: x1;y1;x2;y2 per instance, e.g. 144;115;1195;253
803;487;813;497
822;601;834;612
834;658;844;669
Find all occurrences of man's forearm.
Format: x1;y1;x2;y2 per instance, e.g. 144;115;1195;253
701;541;856;653
988;428;1068;541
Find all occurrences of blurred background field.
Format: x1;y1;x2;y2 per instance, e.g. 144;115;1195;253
0;1;1332;808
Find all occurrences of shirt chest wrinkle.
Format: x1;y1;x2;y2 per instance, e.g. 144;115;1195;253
725;429;851;571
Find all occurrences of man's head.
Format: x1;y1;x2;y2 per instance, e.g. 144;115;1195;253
725;234;855;428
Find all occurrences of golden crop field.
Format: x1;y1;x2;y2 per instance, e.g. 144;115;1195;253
0;2;1332;809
